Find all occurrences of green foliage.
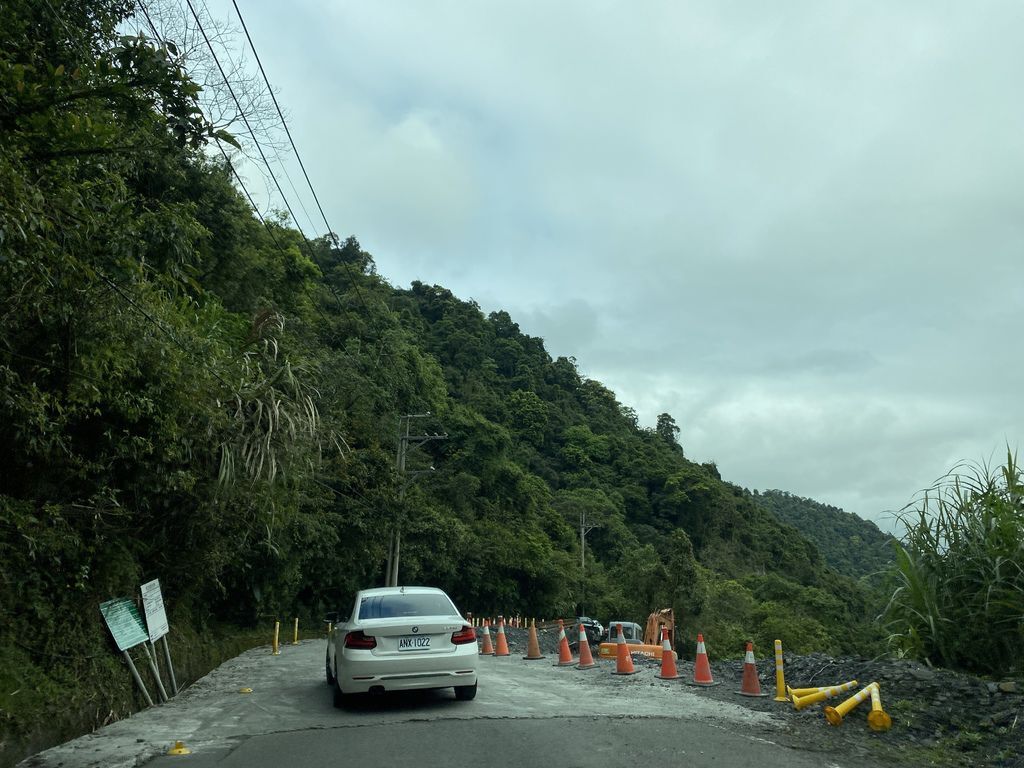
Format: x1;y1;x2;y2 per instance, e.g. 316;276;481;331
883;451;1024;675
752;489;895;579
0;1;894;758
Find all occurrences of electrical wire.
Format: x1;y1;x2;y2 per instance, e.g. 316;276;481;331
227;0;374;316
184;0;374;333
98;273;237;392
136;0;372;409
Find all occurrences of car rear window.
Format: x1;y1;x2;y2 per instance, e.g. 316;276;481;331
358;593;458;620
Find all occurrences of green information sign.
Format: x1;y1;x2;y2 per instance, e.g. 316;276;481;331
100;598;150;652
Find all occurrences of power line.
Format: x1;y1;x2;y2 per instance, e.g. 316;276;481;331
227;0;373;315
228;1;333;246
183;0;306;244
143;0;396;372
136;0;377;416
99;273;237;392
183;0;374;333
214;142;339;332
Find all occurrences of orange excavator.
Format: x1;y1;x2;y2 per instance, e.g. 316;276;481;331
598;608;676;660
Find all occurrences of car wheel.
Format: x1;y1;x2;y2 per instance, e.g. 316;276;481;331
331;664;347;708
325;651;335;685
454;682;477;701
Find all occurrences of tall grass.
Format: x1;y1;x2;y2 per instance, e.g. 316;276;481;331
884;450;1024;675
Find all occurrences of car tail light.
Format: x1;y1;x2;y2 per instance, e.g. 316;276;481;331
451;626;476;645
344;631;377;649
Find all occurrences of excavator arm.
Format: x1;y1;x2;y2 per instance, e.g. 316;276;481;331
643;608;675;646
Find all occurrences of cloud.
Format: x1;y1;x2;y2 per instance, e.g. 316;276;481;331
232;0;1024;530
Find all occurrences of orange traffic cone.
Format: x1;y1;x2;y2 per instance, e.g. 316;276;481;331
737;642;768;697
555;619;575;666
655;627;679;680
691;633;716;686
612;623;638;676
479;620;494;655
576;623;598;670
523;619;546;660
494;615;510;657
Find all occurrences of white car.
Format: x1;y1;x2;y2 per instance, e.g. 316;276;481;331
326;586;478;705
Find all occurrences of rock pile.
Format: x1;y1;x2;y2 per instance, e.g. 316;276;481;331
485;627;1022;766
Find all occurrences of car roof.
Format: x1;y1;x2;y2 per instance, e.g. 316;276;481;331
355;586;448;597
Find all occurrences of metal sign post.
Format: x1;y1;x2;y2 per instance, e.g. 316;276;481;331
162;636;178;694
122;651;155;707
140;579;177;695
139;642;169;702
100;598;155;707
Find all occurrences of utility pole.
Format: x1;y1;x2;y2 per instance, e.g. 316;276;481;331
385;412;446;587
579;509;600;612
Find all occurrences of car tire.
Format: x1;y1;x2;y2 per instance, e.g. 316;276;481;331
454;682;477;701
331;663;347;708
325;651;335;685
332;680;347;708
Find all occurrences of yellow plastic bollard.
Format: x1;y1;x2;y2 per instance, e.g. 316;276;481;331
868;683;892;731
292;617;299;645
792;680;859;710
824;682;877;726
788;685;836;697
773;640;787;701
272;620;281;655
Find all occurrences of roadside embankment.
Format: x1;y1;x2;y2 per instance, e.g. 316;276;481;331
1;622;266;768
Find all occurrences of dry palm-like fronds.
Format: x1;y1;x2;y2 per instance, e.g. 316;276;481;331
217;311;322;488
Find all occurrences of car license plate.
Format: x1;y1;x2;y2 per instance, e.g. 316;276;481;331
398;635;430;651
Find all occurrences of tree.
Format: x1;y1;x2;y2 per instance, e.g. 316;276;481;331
656;412;682;453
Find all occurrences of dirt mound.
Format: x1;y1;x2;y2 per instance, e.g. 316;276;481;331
697;652;1022;767
489;627;1022;767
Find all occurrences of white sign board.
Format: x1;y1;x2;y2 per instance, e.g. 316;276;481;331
140;579;169;642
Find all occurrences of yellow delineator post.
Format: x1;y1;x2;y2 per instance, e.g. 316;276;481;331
272;621;281;655
788;685;837;697
791;680;859;710
773;640;787;702
824;682;877;726
868;683;892;731
292;618;299;645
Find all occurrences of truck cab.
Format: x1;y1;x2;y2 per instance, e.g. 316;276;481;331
605;621;643;644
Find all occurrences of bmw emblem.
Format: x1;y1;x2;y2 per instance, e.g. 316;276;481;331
411;626;419;633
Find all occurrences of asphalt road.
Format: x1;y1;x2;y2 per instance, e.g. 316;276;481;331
22;641;848;768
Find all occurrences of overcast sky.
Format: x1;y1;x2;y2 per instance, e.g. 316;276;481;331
202;0;1024;532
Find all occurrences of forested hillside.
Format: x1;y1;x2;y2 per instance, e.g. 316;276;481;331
0;0;883;760
750;490;895;579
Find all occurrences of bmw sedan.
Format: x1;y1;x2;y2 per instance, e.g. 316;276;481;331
326;586;478;705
